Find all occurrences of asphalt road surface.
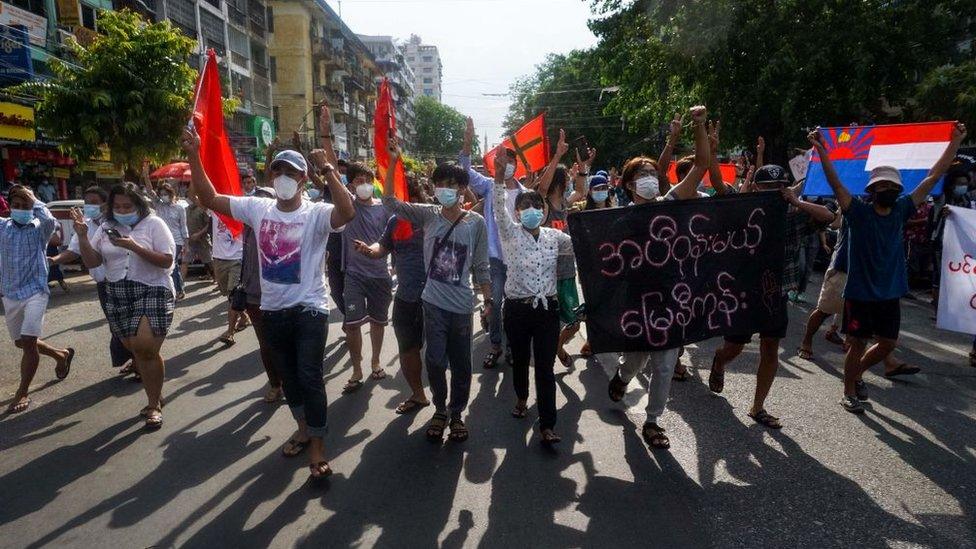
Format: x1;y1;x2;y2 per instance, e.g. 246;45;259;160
1;273;975;548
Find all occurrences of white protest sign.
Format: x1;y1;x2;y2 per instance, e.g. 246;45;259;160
789;148;813;183
937;206;976;334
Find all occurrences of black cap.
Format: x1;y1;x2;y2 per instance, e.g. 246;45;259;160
754;164;789;185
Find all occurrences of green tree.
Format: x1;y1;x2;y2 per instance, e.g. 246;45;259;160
16;10;198;168
912;60;976;131
505;50;637;169
587;0;975;163
414;95;480;161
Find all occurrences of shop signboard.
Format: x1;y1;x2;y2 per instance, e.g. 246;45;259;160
0;24;33;83
0;101;35;141
55;0;80;28
0;2;48;47
249;115;275;159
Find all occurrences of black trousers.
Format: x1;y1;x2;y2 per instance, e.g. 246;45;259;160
503;298;559;430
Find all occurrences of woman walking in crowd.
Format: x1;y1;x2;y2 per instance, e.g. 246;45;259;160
531;130;588;367
353;168;431;414
142;165;189;300
183;118;355;479
212;211;249;345
73;182;175;429
182;190;214;284
382;138;490;443
239;185;284;404
492;150;573;444
50;185;133;371
1;185;75;413
604;105;709;449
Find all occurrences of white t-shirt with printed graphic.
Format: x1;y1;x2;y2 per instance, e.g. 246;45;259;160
211;213;243;261
229;197;344;313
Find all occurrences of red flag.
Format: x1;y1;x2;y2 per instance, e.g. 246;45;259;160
667;161;738;188
374;78;408;200
483;113;549;179
192;49;243;237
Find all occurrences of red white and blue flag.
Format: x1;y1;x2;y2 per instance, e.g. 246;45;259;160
804;122;956;196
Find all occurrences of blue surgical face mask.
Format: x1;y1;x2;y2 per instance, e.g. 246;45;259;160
435;187;459;207
953;186;969;198
84;204;102;219
10;208;33;225
340;174;349;185
114;211;140;227
519;207;544;230
308;188;321;200
591;190;609;203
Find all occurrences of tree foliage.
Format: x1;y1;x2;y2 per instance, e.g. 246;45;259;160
16;10;197;168
505;50;637;169
507;0;975;167
912;60;976;131
415;95;480;161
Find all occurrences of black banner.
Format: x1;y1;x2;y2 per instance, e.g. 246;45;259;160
568;193;787;352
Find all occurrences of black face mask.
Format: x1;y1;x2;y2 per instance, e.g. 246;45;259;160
874;189;900;208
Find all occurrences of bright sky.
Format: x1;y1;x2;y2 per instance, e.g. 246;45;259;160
324;0;600;148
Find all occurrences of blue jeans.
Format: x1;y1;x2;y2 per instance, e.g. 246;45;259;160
171;245;184;294
488;257;507;348
262;306;329;438
423;301;473;419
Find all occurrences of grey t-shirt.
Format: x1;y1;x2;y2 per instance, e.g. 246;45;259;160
342;199;392;279
381;196;490;314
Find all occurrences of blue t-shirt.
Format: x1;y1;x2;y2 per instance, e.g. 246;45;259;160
831;218;849;273
844;196;916;301
379;215;426;303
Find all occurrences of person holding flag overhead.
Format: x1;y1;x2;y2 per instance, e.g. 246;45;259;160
809;122;968;414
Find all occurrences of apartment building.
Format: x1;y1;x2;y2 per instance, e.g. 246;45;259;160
403;34;441;102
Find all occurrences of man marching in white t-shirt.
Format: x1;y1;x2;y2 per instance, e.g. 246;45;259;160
182;124;355;482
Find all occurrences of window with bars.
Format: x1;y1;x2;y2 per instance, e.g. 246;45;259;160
228;27;249;66
200;10;226;52
166;0;197;32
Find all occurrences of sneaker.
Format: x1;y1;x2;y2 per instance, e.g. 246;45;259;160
839;395;864;414
854;380;869;401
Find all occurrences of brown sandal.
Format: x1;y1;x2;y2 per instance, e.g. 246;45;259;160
426;412;449;441
448;418;469;442
308;461;333;480
395;399;430;415
708;356;725;394
144;408;163;430
642;423;670;449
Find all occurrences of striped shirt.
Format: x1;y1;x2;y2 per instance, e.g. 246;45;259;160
0;201;57;300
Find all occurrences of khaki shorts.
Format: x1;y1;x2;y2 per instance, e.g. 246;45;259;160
3;293;49;341
816;268;847;316
213;258;242;296
184;240;213;264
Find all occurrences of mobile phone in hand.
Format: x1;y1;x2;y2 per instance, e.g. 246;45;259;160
104;227;122;239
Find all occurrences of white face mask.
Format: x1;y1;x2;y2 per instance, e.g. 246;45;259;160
274;175;299;201
504;164;516;180
355;183;374;200
634;176;660;199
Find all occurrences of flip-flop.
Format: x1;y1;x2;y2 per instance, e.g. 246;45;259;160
308;461;333;480
395;399;430;415
369;369;387;381
511;404;528;418
282;438;310;457
540;429;562;445
341;379;363;394
884;364;921;378
748;409;782;429
7;397;31;414
708;356;725;394
642;423;670;449
144;408;163;430
56;348;75;380
218;333;235;346
797;347;814;360
482;350;501;370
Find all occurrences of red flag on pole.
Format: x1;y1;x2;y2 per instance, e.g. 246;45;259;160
667;162;738;188
483;113;549;179
374;78;408;200
192;49;243;237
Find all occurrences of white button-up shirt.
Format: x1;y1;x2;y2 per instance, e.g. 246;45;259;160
89;214;176;294
492;183;572;308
